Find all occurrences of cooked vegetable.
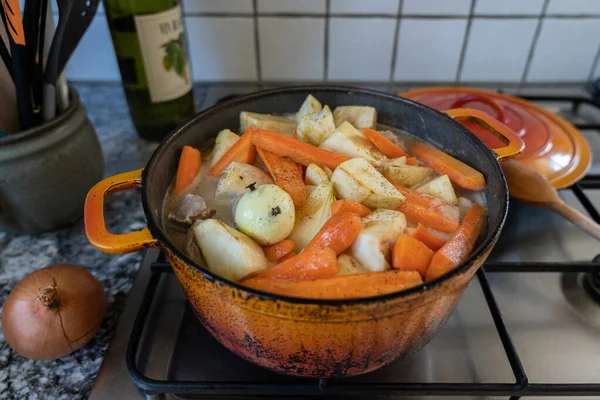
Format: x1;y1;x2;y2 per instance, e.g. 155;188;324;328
297;105;336;145
305;163;329;185
395;185;459;233
263;239;296;263
175;145;202;194
362;128;409;158
168;193;215;226
211;129;240;167
243;269;422;299
331;157;405;209
2;264;106;360
288;181;335;252
296;94;322;121
425;204;487;281
336;253;369;276
406;157;419;166
349;209;406;272
280;251;297;262
193;219;268;281
257;147;307;207
411;141;486;191
210;126;257;176
407;223;446;251
331;199;371;217
252;128;351;170
214;161;273;201
304;212;362;255
379;161;434;188
415;175;457;204
333;105;377;129
392;234;433;278
251;247;337;280
319;122;386;164
458;196;476;221
234;184;296;245
240;111;296;135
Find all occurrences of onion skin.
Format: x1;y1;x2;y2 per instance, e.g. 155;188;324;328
2;264;106;360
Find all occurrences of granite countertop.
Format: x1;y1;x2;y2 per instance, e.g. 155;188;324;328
0;84;206;400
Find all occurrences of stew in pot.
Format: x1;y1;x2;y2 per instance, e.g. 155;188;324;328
162;94;487;299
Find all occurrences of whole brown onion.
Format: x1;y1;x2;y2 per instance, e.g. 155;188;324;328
2;264;106;360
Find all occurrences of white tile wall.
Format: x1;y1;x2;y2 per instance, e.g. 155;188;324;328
185;17;257;81
460;19;538;82
330;0;399;15
402;0;471;16
65;16;120;81
64;1;600;84
257;0;326;14
182;0;253;14
259;17;325;81
328;18;396;81
546;0;600;15
474;0;545;16
394;18;467;81
527;18;600;82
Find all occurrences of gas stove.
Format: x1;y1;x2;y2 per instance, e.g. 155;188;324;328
89;86;600;400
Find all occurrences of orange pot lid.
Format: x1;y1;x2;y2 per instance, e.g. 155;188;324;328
399;87;592;189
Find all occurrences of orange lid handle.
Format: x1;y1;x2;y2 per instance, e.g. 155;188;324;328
444;108;523;162
84;169;157;254
450;95;507;124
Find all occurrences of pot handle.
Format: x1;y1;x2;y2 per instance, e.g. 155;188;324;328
444;108;524;162
84;168;157;254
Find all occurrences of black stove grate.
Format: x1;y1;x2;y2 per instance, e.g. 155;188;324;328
126;94;600;398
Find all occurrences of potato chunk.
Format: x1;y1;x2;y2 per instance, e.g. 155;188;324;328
240;111;296;135
333;106;377;129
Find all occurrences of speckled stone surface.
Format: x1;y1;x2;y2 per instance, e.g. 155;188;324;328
0;84;206;400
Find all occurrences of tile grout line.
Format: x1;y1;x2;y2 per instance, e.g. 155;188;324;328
388;0;404;83
323;0;330;81
252;0;262;82
519;0;550;90
179;12;600;19
587;43;600;81
455;0;477;82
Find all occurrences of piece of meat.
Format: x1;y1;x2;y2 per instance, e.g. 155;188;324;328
168;194;216;227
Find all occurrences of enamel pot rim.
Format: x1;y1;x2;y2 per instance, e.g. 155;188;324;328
140;85;509;306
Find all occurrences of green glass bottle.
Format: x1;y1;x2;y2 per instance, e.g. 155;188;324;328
104;0;194;141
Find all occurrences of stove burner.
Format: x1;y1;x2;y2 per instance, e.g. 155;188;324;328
583;272;600;303
562;256;600;329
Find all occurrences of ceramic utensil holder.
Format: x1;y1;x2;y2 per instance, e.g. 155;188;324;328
0;89;104;233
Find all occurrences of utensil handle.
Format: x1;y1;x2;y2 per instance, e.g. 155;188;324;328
84;168;157;254
445;108;524;162
551;201;600;241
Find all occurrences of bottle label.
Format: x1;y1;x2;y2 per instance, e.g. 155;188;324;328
134;5;192;103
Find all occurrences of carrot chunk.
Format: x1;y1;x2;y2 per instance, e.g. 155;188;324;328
392;234;434;278
411;141;486;191
251;248;337;280
425;204;487;281
303;212;362;255
175;145;201;194
252;129;350;170
331;199;371;218
257;147;307;207
395;185;459;233
407;223;446;251
362;128;409;158
209;126;257;176
263;239;296;263
244;270;423;299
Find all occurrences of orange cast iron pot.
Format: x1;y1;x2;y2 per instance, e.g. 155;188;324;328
84;86;523;378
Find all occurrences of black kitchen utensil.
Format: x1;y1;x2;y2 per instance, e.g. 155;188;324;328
2;0;33;128
43;0;99;121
